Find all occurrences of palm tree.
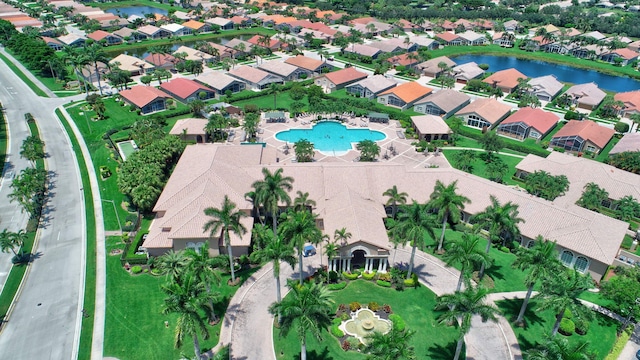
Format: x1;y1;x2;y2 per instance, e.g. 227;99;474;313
252;228;296;322
279;209;322;285
472;195;524;279
428;180;471;253
393;201;437;279
364;328;416;360
512;237;561;324
267;83;282;109
333;227;352;246
293;190;316;212
268;281;334;360
81;43;109;95
526;335;596;360
383;185;408;219
251;167;294;235
435;286;500;360
442;233;490;291
324;238;340;273
162;273;218;360
536;269;594;336
203;195;247;283
0;229;17;257
184;245;223;323
156;250;188;284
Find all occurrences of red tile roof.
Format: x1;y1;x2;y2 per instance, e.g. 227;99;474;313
284;55;325;71
379;81;432;103
483;68;527;90
435;32;460;42
144;53;177;67
613;48;639;60
120;86;170;108
247;34;281;49
86;30;111;41
552;120;615;149
160;78;212;100
386;52;420;67
615;90;640;112
323;67;368;86
500;107;558;135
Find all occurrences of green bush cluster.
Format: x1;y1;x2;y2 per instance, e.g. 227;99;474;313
131;265;142;274
389;314;406;331
452;125;550;157
378;273;391;282
499;246;510;253
559;318;575;336
342;271;359;280
368;302;380;311
327;282;347;291
575;318;589;335
362;271;377;280
377;280;391;287
349;302;361;312
330;324;344;338
403;278;417;287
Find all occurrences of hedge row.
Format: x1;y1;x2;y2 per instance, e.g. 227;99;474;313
228;79;314;102
455;126;551;157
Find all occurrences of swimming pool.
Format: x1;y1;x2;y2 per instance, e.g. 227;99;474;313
275;121;386;153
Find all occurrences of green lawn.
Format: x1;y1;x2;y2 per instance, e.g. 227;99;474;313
441;150;524;185
104;236;259;360
0;232;36;322
595;136;620;162
496;299;618;358
273;280;460;360
233;92;296;111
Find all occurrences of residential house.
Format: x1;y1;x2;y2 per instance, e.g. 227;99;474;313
457;30;487;45
137;25;171;39
113;27;146;41
584;31;607;41
482;68;527;94
503;20;519;32
529;24;560;37
572;44;607;59
417;56;456;77
229;15;252;28
119;85;170;114
182;20;210;34
614;90;640;117
109;54;154;76
344;43;383;59
628;40;640;52
368;38;418;53
413;89;471;118
492;32;514;47
206;17;235;31
345;75;397;99
205;42;237;60
57;33;86;47
160;78;216;103
609;133;640;155
550;120;614;154
474;19;494;31
169;118;208;143
564;83;606;110
411;115;452;142
247;34;282;51
314;67;368;93
161;23;187;37
497;107;559;141
386;53;420;68
144;53;177;71
258;60;308;81
284;55;332;75
397;19;422;32
455;98;512;129
377;81;433;110
228;65;283;90
173;46;214;63
435;32;463;46
42;36;63;51
86;30;122;45
453;19;474;31
225;38;254;57
600;48;640;66
408;36;439;50
528;75;564;101
196;72;246;98
452;62;484;83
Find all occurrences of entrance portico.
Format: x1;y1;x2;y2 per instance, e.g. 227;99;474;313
328;242;390;273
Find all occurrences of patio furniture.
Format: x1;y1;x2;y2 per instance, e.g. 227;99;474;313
396;131;405;139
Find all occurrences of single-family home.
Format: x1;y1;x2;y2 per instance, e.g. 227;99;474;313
137;25;171;39
205;17;235;31
284;55;332;75
225;39;254;57
86;30;123;45
113;27;146;41
119;85;171;114
257;60;308;81
614;90;640;117
609;133;640;155
173;46;214;63
413;89;471;118
455;98;512;129
144;53;177;71
42;37;63;51
584;31;607;41
314;67;368;93
169;118;208;143
497;107;559;141
343;43;383;59
182;20;210;34
57;33;86;47
457;30;487;45
452;62;484;83
377;82;433;110
528;75;564;102
386;53;420;68
230;15;252;28
110;54;154;76
417;56;456;77
492;32;515;47
550;120;615;154
482;68;527;94
503;20;519;32
410;115;452;142
345;75;397;99
435;32;463;46
196;72;246;98
600;48;640;66
161;23;187;37
368;38;418;53
247;34;282;51
397;19;423;32
628;40;640;52
160;78;216;103
408;36;439;50
563;83;606;110
228;65;283;90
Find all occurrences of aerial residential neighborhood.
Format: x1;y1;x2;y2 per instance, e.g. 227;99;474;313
1;0;640;359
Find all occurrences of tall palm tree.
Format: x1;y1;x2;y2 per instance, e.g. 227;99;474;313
244;189;264;225
251;167;294;235
279;209;322;285
203;195;247;283
184;245;223;323
435;286;500;360
0;229;17;257
536;269;594;336
472;195;524;279
428;180;470;253
162;273;218;360
268;281;334;360
333;227;352;246
293;190;316;212
526;335;596;360
393;201;437;279
156;250;188;284
442;233;490;292
251;228;296;323
324;238;340;273
364;328;416;360
81;43;109;95
512;237;561;324
383;185;408;219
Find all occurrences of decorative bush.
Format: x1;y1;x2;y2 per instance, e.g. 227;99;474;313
389;314;405;331
349;302;361;312
341;340;350;351
331;324;344;338
377;280;391;287
615;122;630;133
368;302;380;312
499;246;510;253
327;282;347;291
362;271;376;280
347;337;360;349
559;318;575;336
131;265;142;274
564;309;573;319
338;304;349;313
378;273;391;282
332;317;342;325
343;271;359;280
403;278;417;287
382;304;392;313
328;270;339;283
575;318;589;335
340;313;350;321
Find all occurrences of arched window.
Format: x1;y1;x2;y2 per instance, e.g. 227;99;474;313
526;240;535;248
560;250;574;267
574;256;589;273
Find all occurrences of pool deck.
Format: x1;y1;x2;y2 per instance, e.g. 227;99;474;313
227;115;452;169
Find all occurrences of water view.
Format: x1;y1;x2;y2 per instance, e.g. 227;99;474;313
105;6;168;18
275;121;386;153
451;54;640;93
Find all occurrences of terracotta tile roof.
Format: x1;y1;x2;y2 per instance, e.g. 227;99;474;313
615;90;640;112
119;85;170;108
137;25;161;36
86;30;111;41
228;65;271;84
483;68;527;90
435;32;460;42
322;67;368;86
182;19;205;30
613;48;639;60
455;98;512;124
610;133;640;155
418;56;456;75
42;36;62;45
110;54;154;72
499;107;559;135
552;120;615;150
284;55;326;71
143;53;177;67
379;81;432;103
160;78;212;100
386;52;420;67
350;16;377;25
196;72;241;90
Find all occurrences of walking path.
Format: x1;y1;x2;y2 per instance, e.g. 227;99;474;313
440;146;528;159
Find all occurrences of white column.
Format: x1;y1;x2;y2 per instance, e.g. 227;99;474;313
378;258;383;272
347;258;351;271
364;258;369;272
341;258;346;271
382;259;387;272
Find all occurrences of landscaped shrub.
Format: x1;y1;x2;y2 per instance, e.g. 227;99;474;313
615;122;630;133
564;309;573;319
341;340;350;351
331;324;344;338
403;278;417;287
382;304;392;313
343;271;359;280
389;314;405;331
340;312;350;321
327;282;347;291
368;302;380;311
377;280;391;287
499;246;510;253
378;273;391;282
575;318;589;335
559;318;575;336
362;271;376;280
328;270;339;283
131;265;142;274
349;302;361;312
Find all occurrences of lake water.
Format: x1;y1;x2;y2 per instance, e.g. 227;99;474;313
451;54;640;93
105;6;168;18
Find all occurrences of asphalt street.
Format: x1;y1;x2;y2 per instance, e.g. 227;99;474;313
0;49;85;360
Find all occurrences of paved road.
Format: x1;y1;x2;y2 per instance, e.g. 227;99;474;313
0;49;86;360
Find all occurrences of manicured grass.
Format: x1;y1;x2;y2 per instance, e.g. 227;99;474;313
55;108;97;360
233;92;296;111
441;150;524;186
496;298;618;358
595;136;620;163
0;52;48;97
578;290;614;308
103;236;259;360
0;232;36;322
273;280;460;360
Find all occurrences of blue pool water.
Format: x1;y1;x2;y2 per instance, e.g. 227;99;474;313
275;121;386;152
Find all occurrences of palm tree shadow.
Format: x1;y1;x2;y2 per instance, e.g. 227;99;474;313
497;298;544;328
288;348;333;360
483;263;505;282
426;340;459;360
